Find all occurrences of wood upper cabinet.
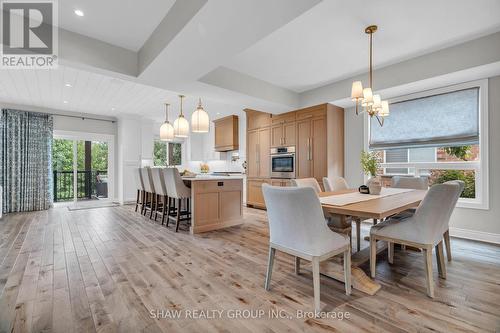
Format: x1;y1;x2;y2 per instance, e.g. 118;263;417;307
214;115;238;151
245;109;271;130
270;111;296;147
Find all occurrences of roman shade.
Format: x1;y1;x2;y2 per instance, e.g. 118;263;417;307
370;88;479;150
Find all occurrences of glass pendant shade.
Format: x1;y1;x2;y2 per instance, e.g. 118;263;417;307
174;115;189;138
191;98;210;133
351;81;363;101
160;121;174;141
160;103;175;141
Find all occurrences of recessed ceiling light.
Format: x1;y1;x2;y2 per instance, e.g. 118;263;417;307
65;83;72;87
111;107;115;111
63;100;68;104
74;9;84;17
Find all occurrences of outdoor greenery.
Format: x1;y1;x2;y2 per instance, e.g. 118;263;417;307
444;145;472;161
154;140;182;166
360;150;380;177
431;169;475;198
52;139;108;171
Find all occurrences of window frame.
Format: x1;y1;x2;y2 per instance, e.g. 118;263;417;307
153;139;184;167
364;79;489;210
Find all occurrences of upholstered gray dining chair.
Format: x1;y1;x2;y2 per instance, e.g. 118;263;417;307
323;176;349;192
262;184;351;313
134;168;145;213
391;176;429;190
441;180;465;261
369;182;461;297
291;178;322;194
140;168;156;219
151;168;168;224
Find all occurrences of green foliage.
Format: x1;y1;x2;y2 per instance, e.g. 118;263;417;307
52;139;108;171
360;151;380;177
444;146;471;161
169;143;182;166
433;170;475;198
154;141;167;166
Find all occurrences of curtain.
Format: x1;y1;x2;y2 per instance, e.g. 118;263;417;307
1;109;53;213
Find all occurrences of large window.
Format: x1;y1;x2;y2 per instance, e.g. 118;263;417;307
366;80;488;209
154;140;182;166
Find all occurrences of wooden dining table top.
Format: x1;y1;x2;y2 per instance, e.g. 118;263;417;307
319;189;427;220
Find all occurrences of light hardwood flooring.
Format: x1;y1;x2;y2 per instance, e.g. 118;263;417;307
0;205;499;332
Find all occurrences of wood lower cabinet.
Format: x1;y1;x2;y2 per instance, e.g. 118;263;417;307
191;179;243;233
247;179;269;208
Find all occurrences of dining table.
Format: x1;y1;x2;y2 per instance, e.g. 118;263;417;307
305;188;427;295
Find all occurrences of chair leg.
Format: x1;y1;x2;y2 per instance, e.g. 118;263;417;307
294;257;300;275
175;198;181;232
135;189;140;212
344;246;351;296
370;236;377;278
388;242;394;264
264;247;276;291
423;247;434;298
355;218;361;252
161;195;167;225
444;230;452;262
150;194;156;219
312;257;321;314
401;244;406;251
154;194;159;221
436;241;446;279
166;197;171;227
143;192;149;216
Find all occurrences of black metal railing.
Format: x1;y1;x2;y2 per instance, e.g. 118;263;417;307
53;170;107;202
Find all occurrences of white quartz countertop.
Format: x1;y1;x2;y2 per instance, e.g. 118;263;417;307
182;175;245;181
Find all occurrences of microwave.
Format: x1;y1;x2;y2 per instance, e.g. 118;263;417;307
270;146;296;179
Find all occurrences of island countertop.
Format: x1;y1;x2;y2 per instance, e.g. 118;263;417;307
182;175;245;181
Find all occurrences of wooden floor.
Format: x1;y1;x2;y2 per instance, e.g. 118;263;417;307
0;205;499;333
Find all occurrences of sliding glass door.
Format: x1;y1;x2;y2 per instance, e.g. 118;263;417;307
52;133;113;204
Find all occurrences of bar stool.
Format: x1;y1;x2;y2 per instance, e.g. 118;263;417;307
151;168;169;224
134;168;145;213
163;168;191;232
140;168;156;219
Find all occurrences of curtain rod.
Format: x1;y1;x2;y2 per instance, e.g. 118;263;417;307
51;113;116;123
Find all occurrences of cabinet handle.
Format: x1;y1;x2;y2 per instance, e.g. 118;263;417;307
310;137;313;160
283;137;286;144
308;138;312;161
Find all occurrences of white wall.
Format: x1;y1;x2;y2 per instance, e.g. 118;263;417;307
343;75;500;242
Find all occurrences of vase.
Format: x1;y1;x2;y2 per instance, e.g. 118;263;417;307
367;175;382;195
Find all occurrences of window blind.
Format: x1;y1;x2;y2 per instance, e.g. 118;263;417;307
370;88;479;150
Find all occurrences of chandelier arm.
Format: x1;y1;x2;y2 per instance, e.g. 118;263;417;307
375;114;384;127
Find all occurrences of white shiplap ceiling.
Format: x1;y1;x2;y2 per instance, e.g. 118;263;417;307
0;65;238;121
225;0;500;92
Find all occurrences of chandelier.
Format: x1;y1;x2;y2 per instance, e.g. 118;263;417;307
173;94;189;137
350;25;389;126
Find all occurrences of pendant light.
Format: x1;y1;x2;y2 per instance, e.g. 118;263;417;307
350;25;389;127
173;94;189;138
191;98;209;133
160;103;174;141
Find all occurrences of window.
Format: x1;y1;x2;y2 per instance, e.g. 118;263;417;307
365;80;488;209
154;140;182;166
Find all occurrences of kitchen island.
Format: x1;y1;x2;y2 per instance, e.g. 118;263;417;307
183;176;244;234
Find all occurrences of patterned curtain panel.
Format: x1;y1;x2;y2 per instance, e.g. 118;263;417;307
0;109;53;213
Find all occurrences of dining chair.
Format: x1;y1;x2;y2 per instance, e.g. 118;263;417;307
262;184;351;313
291;178;322;194
140;168;155;219
323;176;349;192
391;176;429;190
134;168;145;213
163;168;191;232
151;168;169;224
442;180;465;261
295;177;362;252
369;182;461;297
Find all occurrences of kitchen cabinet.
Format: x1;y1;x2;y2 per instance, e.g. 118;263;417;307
246;127;270;178
247;179;269;208
245;109;271;130
296;108;327;182
270;112;296;147
214;115;238;152
270;179;291;187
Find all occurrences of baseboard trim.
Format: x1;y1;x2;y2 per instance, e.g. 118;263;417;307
449;227;500;245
